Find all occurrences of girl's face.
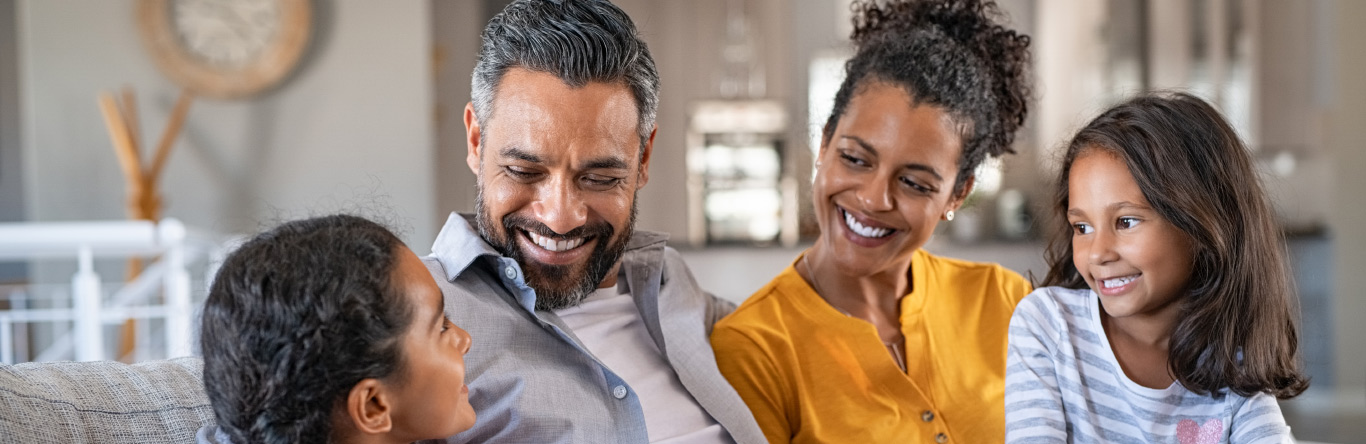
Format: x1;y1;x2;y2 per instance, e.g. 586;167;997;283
386;247;477;440
1067;149;1195;322
812;82;967;276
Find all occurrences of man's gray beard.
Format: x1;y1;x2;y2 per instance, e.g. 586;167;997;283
475;188;636;311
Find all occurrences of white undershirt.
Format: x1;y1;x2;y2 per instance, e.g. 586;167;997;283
555;286;731;444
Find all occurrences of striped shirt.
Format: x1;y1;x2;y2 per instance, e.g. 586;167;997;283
1004;286;1292;444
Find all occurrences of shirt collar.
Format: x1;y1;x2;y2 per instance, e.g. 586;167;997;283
428;212;500;283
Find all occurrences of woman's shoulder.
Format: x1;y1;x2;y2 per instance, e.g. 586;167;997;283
919;250;1026;280
715;265;809;332
917;249;1032;302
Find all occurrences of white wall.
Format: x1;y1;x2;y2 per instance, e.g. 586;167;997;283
1328;0;1366;410
16;0;437;251
431;0;483;235
1033;0;1109;170
0;0;24;283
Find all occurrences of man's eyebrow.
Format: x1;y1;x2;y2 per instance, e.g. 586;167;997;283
499;147;541;163
584;157;629;170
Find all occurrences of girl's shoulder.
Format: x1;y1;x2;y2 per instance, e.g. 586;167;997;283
1017;286;1095;318
1011;286;1104;343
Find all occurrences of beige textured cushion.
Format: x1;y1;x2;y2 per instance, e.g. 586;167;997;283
0;357;215;443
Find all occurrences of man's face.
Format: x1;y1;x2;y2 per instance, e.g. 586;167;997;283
465;68;653;311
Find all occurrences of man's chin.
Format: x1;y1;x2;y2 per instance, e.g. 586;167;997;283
520;260;595;310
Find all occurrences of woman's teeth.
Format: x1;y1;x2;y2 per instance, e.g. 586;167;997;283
843;210;892;238
527;231;586;252
1103;275;1138;288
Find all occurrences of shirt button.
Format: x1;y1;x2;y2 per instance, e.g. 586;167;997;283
935;433;947;443
921;410;934;422
612;385;627;399
504;266;517;279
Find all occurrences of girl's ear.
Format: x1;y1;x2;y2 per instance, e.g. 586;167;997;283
346;378;394;436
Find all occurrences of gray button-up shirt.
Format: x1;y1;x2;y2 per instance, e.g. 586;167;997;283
423;213;764;444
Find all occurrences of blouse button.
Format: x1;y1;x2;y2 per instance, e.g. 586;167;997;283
612;385;628;399
935;433;948;443
921;410;934;422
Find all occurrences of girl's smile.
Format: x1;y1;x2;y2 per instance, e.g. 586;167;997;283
1067;149;1195;324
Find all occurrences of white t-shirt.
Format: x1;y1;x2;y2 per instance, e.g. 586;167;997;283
1005;286;1293;444
555;286;731;444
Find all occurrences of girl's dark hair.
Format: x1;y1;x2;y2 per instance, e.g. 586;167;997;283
1041;92;1308;399
824;0;1032;195
201;214;413;444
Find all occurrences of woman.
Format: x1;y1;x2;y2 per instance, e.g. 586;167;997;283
711;0;1032;442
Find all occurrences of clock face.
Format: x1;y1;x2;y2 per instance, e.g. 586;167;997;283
137;0;311;99
171;0;282;70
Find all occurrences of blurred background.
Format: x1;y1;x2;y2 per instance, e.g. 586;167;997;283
0;0;1362;441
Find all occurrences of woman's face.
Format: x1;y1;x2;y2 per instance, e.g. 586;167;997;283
812;82;967;277
386;246;477;440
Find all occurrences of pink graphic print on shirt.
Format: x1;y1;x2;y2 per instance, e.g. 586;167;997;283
1176;418;1224;444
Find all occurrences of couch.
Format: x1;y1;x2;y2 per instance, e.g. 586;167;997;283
0;357;214;443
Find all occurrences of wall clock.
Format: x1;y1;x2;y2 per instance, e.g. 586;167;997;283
136;0;312;99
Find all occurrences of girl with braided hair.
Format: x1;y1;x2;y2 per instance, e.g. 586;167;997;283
198;215;476;444
711;0;1033;442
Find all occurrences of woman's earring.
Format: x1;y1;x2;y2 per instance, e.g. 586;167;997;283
945;209;955;221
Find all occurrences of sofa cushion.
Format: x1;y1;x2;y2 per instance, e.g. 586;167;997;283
0;357;215;443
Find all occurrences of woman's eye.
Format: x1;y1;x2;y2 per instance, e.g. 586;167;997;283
441;317;452;333
1117;217;1140;229
839;152;868;167
1072;223;1094;235
900;177;933;194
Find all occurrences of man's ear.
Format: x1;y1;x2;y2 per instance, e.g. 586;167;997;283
636;125;656;188
464;102;482;175
346;378;393;436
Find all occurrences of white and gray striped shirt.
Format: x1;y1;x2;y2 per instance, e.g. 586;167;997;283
1005;286;1292;444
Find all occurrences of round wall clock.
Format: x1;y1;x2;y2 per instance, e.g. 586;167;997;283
136;0;312;99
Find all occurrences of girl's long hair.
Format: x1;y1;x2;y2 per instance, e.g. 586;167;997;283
1041;92;1308;398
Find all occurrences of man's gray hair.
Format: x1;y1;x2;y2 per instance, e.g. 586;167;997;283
471;0;660;153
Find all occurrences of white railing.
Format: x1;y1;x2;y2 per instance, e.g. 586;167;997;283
0;218;221;364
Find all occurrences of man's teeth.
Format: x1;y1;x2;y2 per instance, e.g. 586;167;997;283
1103;275;1138;288
527;231;586;252
843;210;892;238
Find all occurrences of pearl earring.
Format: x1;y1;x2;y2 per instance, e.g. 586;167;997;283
945;209;955;221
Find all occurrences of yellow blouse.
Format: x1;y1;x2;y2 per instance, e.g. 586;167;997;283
711;249;1031;444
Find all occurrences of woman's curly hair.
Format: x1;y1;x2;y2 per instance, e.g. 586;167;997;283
200;214;413;444
824;0;1032;194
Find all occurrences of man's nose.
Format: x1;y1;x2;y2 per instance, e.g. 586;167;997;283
531;177;588;235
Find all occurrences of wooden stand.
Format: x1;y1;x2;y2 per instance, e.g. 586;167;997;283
96;87;193;361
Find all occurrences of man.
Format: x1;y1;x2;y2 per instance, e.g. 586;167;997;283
423;1;764;443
